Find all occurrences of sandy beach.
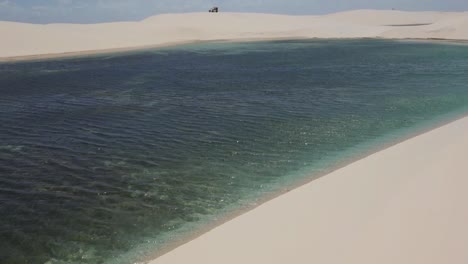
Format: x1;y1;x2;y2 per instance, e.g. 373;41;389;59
1;10;468;61
2;9;467;264
150;116;468;264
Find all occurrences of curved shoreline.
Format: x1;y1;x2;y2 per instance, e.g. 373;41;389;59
146;112;468;264
120;106;468;263
1;37;468;64
2;10;468;63
3;10;468;262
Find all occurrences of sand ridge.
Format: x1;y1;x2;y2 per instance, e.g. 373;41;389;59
2;10;468;60
2;9;468;263
149;116;468;264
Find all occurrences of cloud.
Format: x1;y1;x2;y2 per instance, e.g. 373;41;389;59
57;0;73;5
0;0;10;7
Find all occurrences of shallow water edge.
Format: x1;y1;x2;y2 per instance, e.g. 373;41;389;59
2;37;468;64
136;107;467;264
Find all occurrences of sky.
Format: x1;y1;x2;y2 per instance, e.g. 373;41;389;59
1;0;468;24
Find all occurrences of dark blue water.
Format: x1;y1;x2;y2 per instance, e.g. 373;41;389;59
0;40;467;264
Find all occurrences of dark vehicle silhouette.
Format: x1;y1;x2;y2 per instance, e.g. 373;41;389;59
209;7;219;13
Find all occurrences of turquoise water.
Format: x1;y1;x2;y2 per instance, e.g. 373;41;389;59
0;39;467;264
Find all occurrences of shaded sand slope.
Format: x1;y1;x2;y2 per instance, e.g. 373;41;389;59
150;116;468;264
1;10;468;59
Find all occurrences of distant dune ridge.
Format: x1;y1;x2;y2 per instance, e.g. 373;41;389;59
2;9;468;264
1;9;468;60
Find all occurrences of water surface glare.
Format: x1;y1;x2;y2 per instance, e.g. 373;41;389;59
0;40;468;263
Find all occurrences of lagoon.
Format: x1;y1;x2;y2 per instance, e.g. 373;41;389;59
0;39;467;263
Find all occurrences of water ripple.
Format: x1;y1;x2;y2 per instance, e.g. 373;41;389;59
0;39;468;264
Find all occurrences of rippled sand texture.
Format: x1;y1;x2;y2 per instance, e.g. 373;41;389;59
0;40;467;263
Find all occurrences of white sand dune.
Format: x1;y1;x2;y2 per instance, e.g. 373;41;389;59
2;9;467;263
150;116;468;264
1;10;468;60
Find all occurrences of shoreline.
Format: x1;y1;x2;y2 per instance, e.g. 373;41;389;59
0;37;313;63
138;109;467;263
2;9;467;262
147;112;468;264
0;39;211;63
2;9;468;63
1;37;468;64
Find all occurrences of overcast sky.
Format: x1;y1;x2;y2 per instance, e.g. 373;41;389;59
1;0;468;24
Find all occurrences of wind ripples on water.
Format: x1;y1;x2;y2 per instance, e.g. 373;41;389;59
0;39;468;263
